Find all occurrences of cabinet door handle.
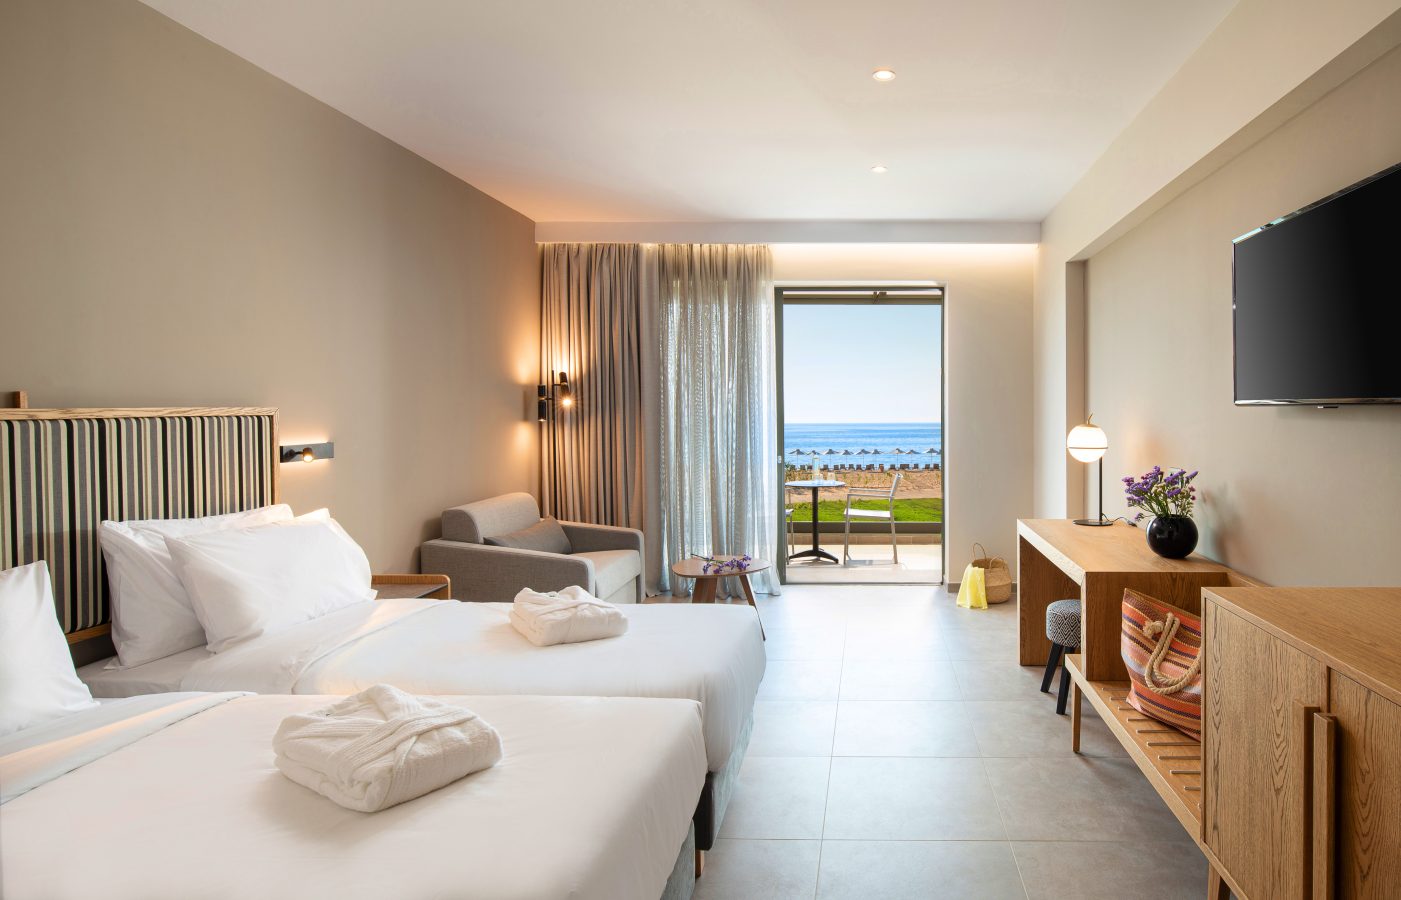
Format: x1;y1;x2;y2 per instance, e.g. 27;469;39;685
1312;712;1337;900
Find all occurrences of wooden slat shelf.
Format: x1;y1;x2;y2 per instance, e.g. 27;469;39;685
1065;654;1203;844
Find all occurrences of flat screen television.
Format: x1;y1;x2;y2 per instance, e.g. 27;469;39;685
1232;163;1401;406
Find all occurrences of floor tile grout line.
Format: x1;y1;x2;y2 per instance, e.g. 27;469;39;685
981;753;1033;899
811;614;850;900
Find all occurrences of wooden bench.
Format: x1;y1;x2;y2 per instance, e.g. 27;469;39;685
1066;655;1203;834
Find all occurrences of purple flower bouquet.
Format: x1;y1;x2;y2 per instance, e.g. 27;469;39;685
1122;466;1198;523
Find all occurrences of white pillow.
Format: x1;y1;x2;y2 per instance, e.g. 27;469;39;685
100;504;294;667
167;515;375;653
0;562;99;737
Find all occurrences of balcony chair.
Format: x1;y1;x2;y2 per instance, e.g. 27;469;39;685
842;471;903;565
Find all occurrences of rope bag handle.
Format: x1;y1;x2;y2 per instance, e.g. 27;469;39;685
1140;612;1202;694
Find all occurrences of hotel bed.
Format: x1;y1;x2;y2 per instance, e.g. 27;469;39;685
3;404;764;851
81;597;765;847
1;691;706;900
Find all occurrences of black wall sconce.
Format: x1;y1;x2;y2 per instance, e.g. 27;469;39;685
280;441;335;464
537;370;574;422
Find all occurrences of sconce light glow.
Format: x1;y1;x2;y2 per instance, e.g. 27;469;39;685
871;68;896;82
871;165;889;174
279;442;335;464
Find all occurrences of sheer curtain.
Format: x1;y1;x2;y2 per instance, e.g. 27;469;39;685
539;243;644;529
651;244;779;595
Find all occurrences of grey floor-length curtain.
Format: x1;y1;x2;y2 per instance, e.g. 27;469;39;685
539;243;644;531
651;244;779;596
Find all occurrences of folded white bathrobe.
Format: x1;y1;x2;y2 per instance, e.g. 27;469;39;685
273;684;502;812
509;585;629;647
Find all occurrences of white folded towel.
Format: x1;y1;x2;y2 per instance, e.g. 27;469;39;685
509;585;629;647
273;684;502;812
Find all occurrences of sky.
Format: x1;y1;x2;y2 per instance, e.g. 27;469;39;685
782;304;942;424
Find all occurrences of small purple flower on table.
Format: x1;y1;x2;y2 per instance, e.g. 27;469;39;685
699;554;753;575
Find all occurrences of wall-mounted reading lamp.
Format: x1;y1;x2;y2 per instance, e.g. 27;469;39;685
537;370;574;422
280;441;335;464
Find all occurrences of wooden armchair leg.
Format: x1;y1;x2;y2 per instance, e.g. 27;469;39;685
695;849;704;879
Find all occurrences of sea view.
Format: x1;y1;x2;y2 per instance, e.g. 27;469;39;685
783;422;941;469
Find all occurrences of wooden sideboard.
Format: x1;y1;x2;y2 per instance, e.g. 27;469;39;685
1202;587;1401;900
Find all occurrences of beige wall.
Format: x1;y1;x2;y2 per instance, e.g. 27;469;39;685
1033;0;1401;518
0;0;540;570
771;244;1036;582
1083;44;1401;585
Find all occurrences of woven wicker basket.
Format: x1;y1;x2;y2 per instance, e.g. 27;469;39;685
972;543;1013;604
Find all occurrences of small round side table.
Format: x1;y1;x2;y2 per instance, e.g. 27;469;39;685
670;555;768;639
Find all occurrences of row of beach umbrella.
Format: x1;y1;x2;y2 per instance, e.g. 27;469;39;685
787;447;939;455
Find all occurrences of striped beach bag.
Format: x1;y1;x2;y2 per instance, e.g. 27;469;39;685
1121;589;1203;740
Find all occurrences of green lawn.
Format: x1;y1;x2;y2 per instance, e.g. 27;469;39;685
788;497;943;523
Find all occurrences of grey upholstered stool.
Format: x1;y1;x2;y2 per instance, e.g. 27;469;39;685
1041;598;1082;715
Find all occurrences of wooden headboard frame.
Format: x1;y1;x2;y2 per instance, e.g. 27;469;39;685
0;399;279;647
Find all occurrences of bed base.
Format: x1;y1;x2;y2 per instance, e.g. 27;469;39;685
693;709;752;852
660;823;697;900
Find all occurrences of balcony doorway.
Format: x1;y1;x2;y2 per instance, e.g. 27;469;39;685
775;285;945;585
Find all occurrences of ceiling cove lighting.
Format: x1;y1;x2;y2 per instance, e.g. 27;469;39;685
871;68;896;82
871;165;889;174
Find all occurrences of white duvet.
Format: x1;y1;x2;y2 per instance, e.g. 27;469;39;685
93;598;766;771
1;692;705;900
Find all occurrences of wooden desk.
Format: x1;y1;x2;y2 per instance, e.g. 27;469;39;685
1016;519;1254;681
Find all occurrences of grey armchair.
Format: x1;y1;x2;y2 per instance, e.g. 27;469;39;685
420;492;644;604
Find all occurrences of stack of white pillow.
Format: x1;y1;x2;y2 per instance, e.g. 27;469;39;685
100;505;374;665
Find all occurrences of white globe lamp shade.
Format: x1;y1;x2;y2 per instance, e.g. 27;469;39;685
1066;421;1108;463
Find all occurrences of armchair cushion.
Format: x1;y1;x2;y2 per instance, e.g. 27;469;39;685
560;521;644;555
485;517;572;555
573;550;642;600
442;493;541;544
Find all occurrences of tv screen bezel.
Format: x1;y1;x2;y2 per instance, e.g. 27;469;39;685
1231;162;1401;407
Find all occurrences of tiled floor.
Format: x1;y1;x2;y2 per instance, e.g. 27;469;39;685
695;583;1207;900
784;541;942;585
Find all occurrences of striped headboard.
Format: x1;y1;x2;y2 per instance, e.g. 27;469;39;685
0;407;279;642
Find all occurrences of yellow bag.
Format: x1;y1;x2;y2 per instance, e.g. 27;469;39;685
956;562;988;609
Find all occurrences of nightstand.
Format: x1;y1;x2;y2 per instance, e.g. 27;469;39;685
371;573;452;600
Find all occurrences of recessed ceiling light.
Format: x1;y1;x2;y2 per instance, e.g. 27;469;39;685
871;165;889;174
871;68;896;82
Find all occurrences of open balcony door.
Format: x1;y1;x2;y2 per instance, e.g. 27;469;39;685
774;285;946;586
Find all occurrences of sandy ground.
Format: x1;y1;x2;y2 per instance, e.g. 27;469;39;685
785;467;942;501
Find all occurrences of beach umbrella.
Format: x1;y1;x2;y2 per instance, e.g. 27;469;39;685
891;447;904;454
924;447;937;454
790;448;804;455
841;449;853;455
857;449;869;455
824;449;837;454
870;449;883;454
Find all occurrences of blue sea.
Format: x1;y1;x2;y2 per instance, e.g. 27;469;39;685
784;423;941;469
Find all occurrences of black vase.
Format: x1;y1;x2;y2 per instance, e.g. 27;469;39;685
1146;516;1198;559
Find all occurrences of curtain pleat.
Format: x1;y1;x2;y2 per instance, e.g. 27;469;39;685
655;244;778;595
539;243;644;531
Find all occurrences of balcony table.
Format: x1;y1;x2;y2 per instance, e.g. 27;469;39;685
785;479;846;564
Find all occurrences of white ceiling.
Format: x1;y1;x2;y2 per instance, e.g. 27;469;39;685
139;0;1236;225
